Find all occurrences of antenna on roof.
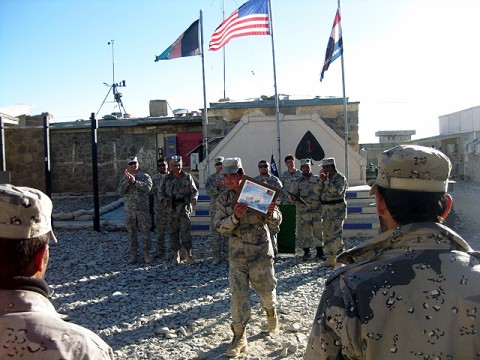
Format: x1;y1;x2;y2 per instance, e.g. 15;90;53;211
96;40;128;118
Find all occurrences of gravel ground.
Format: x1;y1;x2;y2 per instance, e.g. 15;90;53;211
45;181;480;359
47;231;332;359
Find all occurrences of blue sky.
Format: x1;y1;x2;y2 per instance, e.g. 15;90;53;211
1;0;479;143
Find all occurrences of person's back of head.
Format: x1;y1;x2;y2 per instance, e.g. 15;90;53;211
0;185;56;279
370;145;452;226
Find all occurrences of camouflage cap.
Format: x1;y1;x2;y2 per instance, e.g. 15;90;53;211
0;184;57;242
300;158;312;166
171;155;182;165
127;156;138;164
214;156;224;165
370;145;451;195
321;157;336;167
221;157;243;175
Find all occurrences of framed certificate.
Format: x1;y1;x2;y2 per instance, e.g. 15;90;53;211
234;176;280;215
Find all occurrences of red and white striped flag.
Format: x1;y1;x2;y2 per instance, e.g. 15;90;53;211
209;0;270;51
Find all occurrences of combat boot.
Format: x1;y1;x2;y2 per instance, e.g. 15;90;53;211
265;307;279;335
226;324;247;357
128;251;138;264
185;248;195;265
319;257;338;268
172;250;180;265
144;251;151;264
316;247;327;261
302;248;311;261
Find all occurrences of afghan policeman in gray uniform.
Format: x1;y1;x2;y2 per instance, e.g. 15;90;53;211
313;157;347;267
214;157;282;358
279;153;302;204
160;155;198;265
205;156;227;265
255;159;283;256
289;158;323;260
306;145;480;360
151;159;169;259
0;185;114;360
118;155;153;264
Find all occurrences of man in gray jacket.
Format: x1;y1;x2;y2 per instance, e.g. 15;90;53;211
306;145;480;359
0;185;114;359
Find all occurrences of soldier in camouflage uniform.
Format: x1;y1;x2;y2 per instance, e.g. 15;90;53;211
151;159;169;259
313;157;347;267
0;185;114;360
306;145;480;359
214;157;282;358
289;158;323;261
279;154;302;204
160;155;198;265
255;159;283;256
118;156;153;264
205;156;228;265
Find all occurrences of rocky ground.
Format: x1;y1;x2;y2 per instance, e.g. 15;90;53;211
46;181;480;360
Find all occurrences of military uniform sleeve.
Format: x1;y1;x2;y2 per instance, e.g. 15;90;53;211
265;205;282;229
136;173;153;193
305;275;363;360
214;191;239;236
117;176;129;196
313;179;325;195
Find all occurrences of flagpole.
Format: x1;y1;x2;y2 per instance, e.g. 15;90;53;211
200;10;210;175
267;0;282;174
339;0;349;181
222;0;226;99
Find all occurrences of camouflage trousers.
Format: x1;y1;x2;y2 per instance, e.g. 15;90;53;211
125;210;151;253
167;204;193;251
296;210;323;249
322;217;345;257
229;257;277;326
154;205;168;250
211;216;228;260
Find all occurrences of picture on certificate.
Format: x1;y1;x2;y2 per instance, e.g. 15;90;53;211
235;176;280;215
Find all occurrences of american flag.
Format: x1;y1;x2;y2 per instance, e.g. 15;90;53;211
320;8;343;81
209;0;270;51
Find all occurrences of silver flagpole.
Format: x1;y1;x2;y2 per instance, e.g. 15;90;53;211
200;10;210;175
339;0;348;181
222;0;226;99
267;0;282;174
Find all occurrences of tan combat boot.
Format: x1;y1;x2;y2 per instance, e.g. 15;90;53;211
185;249;195;265
319;257;343;268
265;308;279;335
226;324;247;357
172;250;180;265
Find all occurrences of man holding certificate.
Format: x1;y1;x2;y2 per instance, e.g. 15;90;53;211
214;157;282;358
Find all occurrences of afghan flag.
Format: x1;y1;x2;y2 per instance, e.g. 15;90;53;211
155;19;200;61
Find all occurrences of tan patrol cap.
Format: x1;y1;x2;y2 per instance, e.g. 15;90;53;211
171;155;182;165
0;184;57;242
127;156;138;164
370;145;451;195
221;157;243;175
321;157;336;167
